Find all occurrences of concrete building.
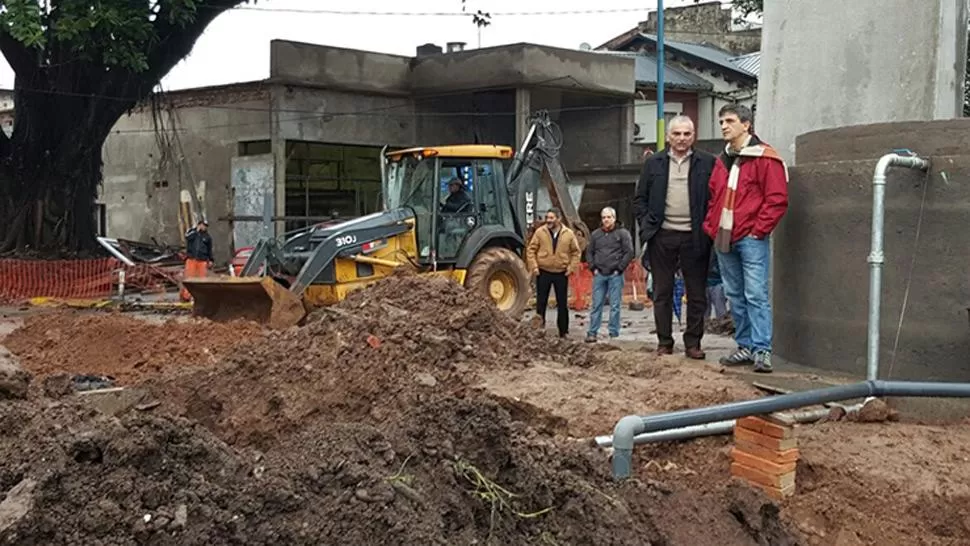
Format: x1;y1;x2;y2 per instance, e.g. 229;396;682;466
100;40;636;261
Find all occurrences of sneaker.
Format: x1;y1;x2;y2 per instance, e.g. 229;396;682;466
719;347;754;367
753;351;773;373
585;334;598;343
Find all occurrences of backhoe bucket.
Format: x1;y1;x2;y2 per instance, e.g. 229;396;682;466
181;276;307;329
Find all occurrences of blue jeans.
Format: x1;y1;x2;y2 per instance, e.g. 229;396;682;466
716;236;772;352
587;272;624;337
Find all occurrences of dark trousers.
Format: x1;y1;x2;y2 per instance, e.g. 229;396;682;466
648;229;711;349
536;270;569;336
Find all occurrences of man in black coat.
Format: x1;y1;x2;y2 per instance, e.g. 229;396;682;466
634;116;716;359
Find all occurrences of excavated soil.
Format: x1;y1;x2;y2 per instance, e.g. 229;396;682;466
147;274;597;448
0;385;795;545
786;422;970;545
3;275;970;545
4;312;265;384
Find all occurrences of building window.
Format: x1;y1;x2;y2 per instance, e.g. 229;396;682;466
283;141;384;232
94;204;107;237
239;140;271;156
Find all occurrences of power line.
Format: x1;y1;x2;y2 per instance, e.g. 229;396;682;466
214;5;653;17
202;3;758;35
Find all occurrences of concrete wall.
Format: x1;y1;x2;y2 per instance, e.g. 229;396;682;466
774;120;970;381
270;40;411;95
757;0;968;163
410;43;635;96
414;90;515;148
275;85;415;147
101;85;271;262
557;93;630;170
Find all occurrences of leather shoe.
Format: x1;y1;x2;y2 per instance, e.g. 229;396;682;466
685;347;706;360
656;345;674;355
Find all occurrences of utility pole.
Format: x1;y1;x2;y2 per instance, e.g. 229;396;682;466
656;0;666;151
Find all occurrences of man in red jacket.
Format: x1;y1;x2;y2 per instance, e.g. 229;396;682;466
702;104;788;373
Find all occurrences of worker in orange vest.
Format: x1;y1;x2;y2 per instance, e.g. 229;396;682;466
180;220;213;302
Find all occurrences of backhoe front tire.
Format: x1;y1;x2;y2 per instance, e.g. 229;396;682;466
465;247;531;319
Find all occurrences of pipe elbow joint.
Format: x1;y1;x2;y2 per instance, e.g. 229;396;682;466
613;415;645;451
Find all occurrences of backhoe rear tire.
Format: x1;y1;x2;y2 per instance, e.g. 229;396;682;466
465;247;531;319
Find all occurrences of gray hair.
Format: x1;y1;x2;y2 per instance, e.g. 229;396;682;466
666;115;695;135
718;103;754;125
600;207;616;218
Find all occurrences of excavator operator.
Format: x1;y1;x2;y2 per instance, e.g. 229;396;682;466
441;177;472;213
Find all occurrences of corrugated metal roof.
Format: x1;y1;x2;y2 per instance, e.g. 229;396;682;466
601;51;713;91
640;34;758;79
634;55;714;90
729;52;760;77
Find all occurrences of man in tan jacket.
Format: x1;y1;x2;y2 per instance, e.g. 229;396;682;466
526;208;582;338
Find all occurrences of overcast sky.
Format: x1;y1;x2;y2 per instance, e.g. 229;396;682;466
0;0;715;91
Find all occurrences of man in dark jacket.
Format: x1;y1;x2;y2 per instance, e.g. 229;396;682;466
180;220;213;302
441;177;472;213
585;207;634;342
634;115;716;359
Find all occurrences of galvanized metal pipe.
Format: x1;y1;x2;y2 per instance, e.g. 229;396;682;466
594;407;833;449
867;153;930;380
611;380;970;479
96;237;135;267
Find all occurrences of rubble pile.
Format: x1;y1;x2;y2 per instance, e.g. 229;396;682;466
148;275;596;447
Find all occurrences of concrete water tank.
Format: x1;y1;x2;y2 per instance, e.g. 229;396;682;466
774;120;970;381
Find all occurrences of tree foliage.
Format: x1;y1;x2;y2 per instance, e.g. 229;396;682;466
0;0;246;253
726;0;763;20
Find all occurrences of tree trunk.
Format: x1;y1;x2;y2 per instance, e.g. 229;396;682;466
0;1;247;257
0;81;134;256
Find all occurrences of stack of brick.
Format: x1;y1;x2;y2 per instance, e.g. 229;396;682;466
730;415;799;501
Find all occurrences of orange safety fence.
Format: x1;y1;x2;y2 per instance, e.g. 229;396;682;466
0;258;181;302
567;262;651;311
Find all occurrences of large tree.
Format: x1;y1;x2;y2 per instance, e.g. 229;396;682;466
0;0;245;254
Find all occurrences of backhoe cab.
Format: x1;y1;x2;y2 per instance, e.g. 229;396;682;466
182;111;589;328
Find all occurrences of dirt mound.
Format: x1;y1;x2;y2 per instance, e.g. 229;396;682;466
1;390;795;545
4;312;265;384
784;422;970;545
149;275;596;448
312;274;594;369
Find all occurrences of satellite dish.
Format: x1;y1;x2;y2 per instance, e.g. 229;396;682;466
579;42;592;51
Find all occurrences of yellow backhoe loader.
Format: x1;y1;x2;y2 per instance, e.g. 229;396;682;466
182;111;590;328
